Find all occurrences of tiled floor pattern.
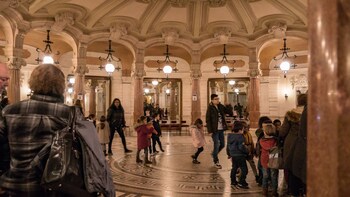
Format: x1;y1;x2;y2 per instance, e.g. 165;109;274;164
108;131;263;197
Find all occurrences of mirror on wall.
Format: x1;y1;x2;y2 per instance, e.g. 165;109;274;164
143;78;182;122
65;75;111;118
208;78;250;119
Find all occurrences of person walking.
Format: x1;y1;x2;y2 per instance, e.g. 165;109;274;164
206;94;227;169
107;98;132;155
135;116;157;164
151;113;164;153
190;118;206;164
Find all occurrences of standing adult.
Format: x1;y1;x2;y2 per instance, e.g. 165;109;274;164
279;94;307;196
0;64;75;196
107;98;132;155
0;62;10;177
206;94;227;169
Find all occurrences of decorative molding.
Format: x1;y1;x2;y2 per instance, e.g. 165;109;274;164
51;11;75;32
162;27;179;45
290;74;308;89
208;0;226;7
248;68;261;78
135;0;155;3
267;21;287;38
7;57;26;69
109;22;128;41
214;27;232;44
169;0;189;8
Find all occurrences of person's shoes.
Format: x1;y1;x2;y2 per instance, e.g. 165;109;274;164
272;190;279;197
192;159;200;164
262;188;268;196
191;155;196;160
237;182;249;189
214;162;222;169
125;149;133;153
154;150;159;154
136;159;143;163
231;181;238;186
108;152;113;156
160;148;165;152
255;175;259;182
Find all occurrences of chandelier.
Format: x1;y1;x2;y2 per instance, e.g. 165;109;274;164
35;30;60;64
213;44;236;78
273;38;297;78
157;45;178;78
99;40;121;75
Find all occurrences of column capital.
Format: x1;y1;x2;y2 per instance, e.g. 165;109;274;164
248;68;261;78
7;57;26;70
74;58;89;75
191;69;202;79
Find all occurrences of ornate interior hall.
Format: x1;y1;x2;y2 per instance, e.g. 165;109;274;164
1;0;349;196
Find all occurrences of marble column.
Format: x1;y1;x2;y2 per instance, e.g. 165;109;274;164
154;86;159;105
169;82;177;120
210;81;216;94
191;68;202;124
223;80;228;104
73;43;88;107
89;80;98;115
248;47;260;128
133;47;145;122
308;1;350;196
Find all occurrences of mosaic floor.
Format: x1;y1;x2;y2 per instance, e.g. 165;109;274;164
107;131;264;197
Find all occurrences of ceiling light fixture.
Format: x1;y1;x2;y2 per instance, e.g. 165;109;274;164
273;38;297;78
35;30;60;65
157;45;178;78
213;44;236;79
99;40;121;75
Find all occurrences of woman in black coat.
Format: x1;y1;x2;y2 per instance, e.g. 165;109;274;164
107;98;132;155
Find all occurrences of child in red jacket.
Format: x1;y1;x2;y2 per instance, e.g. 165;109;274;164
135;116;157;164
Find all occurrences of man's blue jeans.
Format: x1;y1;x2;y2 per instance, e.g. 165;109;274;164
211;130;225;163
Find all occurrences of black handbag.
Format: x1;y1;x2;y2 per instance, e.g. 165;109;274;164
41;109;91;196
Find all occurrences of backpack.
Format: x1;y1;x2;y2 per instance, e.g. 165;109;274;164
268;145;283;169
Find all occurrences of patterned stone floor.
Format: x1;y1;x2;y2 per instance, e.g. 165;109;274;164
107;131;264;197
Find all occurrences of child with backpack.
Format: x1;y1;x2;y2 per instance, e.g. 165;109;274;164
226;121;249;189
96;115;110;156
259;123;279;197
190;118;206;164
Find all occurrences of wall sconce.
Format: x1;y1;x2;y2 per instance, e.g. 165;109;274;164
151;80;159;86
35;30;60;64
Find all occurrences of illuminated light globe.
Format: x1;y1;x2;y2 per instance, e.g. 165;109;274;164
234;88;239;94
280;61;291;71
43;55;54;64
163;65;173;74
220;65;230;75
105;63;115;74
144;88;150;94
152;80;159;86
69;77;75;84
67;87;73;94
165;89;170;94
229;80;236;85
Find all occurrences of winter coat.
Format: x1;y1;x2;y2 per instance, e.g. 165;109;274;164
190;125;206;148
153;119;162;136
226;133;248;157
259;136;277;168
96;121;110;144
107;106;125;129
206;102;227;133
279;106;303;170
135;123;154;150
292;105;307;183
0;94;71;194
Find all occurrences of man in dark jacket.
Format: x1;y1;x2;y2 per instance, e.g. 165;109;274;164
206;94;227;169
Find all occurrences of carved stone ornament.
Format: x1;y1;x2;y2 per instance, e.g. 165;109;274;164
162;28;179;45
51;12;75;32
208;0;227;7
109;23;127;41
214;27;232;44
290;74;308;89
190;69;202;79
248;69;261;78
169;0;189;7
7;57;26;69
267;21;287;38
0;0;27;8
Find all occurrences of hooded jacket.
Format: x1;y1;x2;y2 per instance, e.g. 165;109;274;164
279;106;303;170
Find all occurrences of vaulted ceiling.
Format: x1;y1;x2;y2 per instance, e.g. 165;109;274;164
0;0;308;74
